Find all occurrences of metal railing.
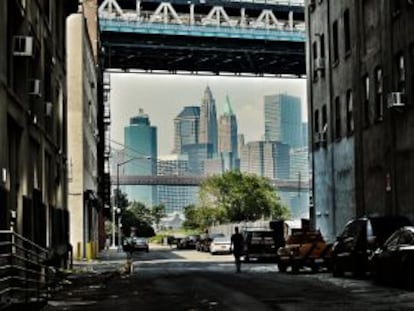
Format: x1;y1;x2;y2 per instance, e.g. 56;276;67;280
0;230;53;309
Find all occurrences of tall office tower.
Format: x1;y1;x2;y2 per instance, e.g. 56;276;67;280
302;122;309;147
264;94;302;148
237;134;245;159
173;106;200;154
182;143;214;176
199;86;218;154
157;155;198;214
218;96;239;170
290;147;309;182
204;158;224;176
123;109;157;206
239;141;289;179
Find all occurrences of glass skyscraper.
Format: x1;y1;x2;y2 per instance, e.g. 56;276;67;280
199;86;218;155
264;94;302;148
218;96;238;170
181;143;214;176
123;109;157;206
173;106;200;154
157;154;198;214
240;141;289;179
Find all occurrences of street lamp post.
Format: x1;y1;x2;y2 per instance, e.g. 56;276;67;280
113;156;152;249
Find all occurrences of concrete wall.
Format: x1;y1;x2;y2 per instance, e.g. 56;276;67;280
67;12;99;259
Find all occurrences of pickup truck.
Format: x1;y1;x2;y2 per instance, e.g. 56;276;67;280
277;229;332;273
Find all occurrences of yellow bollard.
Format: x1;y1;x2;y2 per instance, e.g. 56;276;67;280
86;242;92;261
76;242;82;261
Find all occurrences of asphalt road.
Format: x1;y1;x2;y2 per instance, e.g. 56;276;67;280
44;244;414;311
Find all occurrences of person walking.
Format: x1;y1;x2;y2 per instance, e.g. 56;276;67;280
231;227;244;273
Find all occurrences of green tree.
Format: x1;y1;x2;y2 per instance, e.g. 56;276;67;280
182;204;221;231
151;203;166;229
121;201;155;237
113;189;129;212
199;171;289;223
182;204;199;230
128;201;152;224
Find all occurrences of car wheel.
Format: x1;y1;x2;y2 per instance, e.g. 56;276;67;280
311;263;319;273
291;263;299;274
278;262;287;273
371;260;382;284
402;259;414;289
244;255;250;263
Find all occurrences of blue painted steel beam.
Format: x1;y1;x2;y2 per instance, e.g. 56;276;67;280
100;18;305;42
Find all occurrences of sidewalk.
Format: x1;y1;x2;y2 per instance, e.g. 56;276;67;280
72;248;128;274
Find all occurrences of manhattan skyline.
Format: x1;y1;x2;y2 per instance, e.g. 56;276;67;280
110;73;307;155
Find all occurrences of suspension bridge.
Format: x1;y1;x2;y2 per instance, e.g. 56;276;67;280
98;0;306;75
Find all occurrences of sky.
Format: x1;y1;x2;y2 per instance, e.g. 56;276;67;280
109;73;307;155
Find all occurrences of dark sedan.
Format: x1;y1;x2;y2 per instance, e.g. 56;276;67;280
123;237;149;253
177;235;200;249
370;226;414;289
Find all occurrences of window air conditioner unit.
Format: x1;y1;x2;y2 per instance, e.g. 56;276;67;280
13;36;34;56
316;58;325;70
28;79;41;97
45;102;53;117
387;92;405;108
309;0;316;11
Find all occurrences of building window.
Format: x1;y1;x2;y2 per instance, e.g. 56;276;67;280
314;109;320;134
322;105;328;132
309;0;316;12
346;90;354;134
332;20;339;64
319;34;326;77
375;67;384;121
313;41;318;80
344;9;351;55
411;46;414;104
397;54;406;93
335;97;341;139
363;75;370;126
88;101;93;125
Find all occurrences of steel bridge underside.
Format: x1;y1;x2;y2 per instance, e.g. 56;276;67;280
102;32;305;75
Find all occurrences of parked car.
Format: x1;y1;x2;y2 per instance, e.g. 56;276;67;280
177;235;200;249
210;237;232;255
242;229;281;262
197;233;225;252
123;237;149;253
277;228;332;273
331;216;411;277
370;226;414;288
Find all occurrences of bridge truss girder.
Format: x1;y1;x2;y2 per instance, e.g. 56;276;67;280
101;32;305;75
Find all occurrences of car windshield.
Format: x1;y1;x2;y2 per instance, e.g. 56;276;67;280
213;237;230;243
211;233;225;239
134;238;147;243
250;231;275;245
